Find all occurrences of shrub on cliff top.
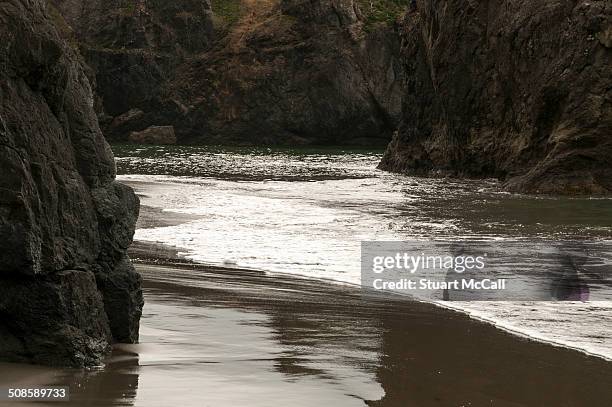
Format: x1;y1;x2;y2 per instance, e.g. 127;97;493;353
357;0;410;29
212;0;243;29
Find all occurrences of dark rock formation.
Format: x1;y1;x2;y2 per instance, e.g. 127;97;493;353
48;0;216;142
166;0;406;145
48;0;214;54
108;108;146;139
0;0;142;366
129;125;177;144
49;0;406;145
379;0;612;195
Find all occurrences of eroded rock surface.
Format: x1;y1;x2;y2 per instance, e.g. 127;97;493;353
48;0;216;142
379;0;612;195
165;0;405;145
49;0;406;145
0;0;143;366
129;126;177;145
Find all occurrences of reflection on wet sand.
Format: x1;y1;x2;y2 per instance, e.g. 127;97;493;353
2;262;611;406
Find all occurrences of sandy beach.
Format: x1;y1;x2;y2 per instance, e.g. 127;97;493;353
1;253;611;406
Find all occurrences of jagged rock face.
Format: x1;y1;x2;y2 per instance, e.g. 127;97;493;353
166;0;405;145
83;48;173;119
281;0;361;26
48;0;214;138
0;0;142;366
50;0;214;53
50;0;405;145
380;0;612;195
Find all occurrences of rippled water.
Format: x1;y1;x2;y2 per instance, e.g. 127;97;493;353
114;144;612;360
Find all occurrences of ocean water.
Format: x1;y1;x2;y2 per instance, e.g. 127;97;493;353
114;144;612;360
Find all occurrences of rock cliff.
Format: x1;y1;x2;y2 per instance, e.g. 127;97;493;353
165;0;406;145
380;0;611;195
49;0;215;139
50;0;407;145
0;0;142;366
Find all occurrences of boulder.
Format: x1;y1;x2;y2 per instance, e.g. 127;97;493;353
129;126;177;145
106;108;146;139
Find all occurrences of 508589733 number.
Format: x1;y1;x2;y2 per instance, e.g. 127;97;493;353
3;387;69;401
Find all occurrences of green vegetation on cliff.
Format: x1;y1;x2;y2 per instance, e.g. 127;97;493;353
212;0;243;29
357;0;409;28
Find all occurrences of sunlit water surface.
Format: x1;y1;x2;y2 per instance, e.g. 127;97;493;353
114;144;612;360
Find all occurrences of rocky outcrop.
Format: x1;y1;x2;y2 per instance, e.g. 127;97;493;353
49;0;406;145
48;0;214;140
129;126;177;144
379;0;612;195
165;0;406;145
0;0;142;366
47;0;213;138
49;0;214;53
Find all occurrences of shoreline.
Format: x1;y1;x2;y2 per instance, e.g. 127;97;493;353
130;237;612;363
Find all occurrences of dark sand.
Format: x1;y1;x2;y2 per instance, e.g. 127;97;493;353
1;257;611;406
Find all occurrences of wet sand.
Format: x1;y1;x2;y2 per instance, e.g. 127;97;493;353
1;258;611;406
